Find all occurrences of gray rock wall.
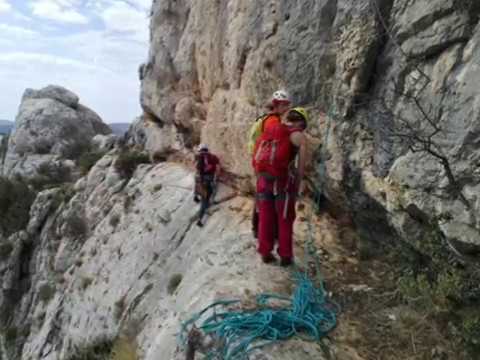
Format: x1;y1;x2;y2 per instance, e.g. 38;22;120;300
141;0;480;252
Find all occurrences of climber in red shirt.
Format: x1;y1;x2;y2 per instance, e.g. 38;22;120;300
252;107;308;266
249;90;292;239
194;144;220;227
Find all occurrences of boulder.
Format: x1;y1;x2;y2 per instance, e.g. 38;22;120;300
3;85;111;180
91;134;118;152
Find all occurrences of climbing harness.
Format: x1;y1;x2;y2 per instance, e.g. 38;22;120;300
178;204;339;359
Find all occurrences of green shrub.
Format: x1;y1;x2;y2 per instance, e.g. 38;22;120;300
61;141;90;160
30;162;71;191
462;316;480;353
109;214;121;228
0;242;14;260
398;273;432;309
114;296;126;321
38;283;55;303
34;138;52;154
123;195;134;213
80;276;93;290
167;273;183;295
65;336;139;360
4;326;17;344
2;325;29;349
114;150;150;179
0;134;8;157
64;213;87;238
78;150;105;175
152;184;163;192
110;336;138;360
0;177;36;236
51;184;76;211
66;337;114;360
152;150;167;163
398;269;464;313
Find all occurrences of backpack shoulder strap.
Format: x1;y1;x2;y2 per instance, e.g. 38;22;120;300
262;113;282;132
254;114;267;132
197;153;207;173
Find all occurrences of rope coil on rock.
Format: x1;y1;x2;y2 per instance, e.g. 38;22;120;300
178;218;339;359
179;273;338;359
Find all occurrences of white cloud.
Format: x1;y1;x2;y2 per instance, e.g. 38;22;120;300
128;0;152;11
30;0;88;24
0;51;113;73
0;24;38;39
0;0;11;13
12;11;34;22
101;2;148;42
0;51;141;122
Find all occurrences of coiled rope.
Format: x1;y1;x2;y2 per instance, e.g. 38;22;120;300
178;212;339;359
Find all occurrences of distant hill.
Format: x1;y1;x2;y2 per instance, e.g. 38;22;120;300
108;122;130;136
0;120;13;134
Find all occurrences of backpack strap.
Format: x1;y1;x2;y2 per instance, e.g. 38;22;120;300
260;113;281;132
197;153;208;175
204;153;209;168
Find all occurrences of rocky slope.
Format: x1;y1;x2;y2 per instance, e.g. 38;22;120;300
1;85;111;181
141;0;480;255
0;154;350;360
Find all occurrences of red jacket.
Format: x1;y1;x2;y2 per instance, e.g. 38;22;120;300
196;152;219;176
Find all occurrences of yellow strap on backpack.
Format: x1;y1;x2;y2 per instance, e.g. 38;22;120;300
247;115;268;154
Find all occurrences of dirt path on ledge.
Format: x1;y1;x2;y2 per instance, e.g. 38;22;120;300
282;201;461;360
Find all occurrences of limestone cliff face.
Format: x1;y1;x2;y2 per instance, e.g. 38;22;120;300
141;0;480;252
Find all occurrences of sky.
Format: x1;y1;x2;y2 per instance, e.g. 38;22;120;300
0;0;151;123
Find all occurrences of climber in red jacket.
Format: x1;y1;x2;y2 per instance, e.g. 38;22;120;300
194;144;220;227
252;107;308;266
249;90;292;239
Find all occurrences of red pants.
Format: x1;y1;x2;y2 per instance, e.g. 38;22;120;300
256;176;297;259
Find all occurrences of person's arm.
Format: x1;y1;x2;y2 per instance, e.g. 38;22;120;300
290;131;307;193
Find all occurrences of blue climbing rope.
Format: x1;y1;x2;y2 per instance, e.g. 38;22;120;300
179;272;338;359
178;229;339;359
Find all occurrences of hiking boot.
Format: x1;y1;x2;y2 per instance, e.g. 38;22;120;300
261;254;276;264
196;220;203;227
280;257;293;267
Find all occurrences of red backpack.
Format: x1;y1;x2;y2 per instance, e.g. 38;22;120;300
252;124;298;178
197;153;217;175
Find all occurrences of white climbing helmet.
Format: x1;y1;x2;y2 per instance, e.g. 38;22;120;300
271;89;291;104
198;143;209;152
